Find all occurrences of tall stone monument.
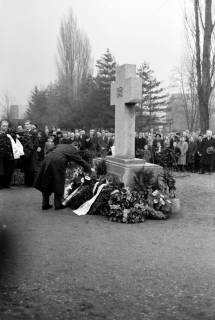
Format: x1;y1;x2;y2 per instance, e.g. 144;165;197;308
106;64;162;187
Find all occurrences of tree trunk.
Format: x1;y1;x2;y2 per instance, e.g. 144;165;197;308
199;96;209;132
194;0;213;133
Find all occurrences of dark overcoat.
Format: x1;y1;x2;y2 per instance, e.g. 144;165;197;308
200;137;215;165
34;144;91;195
187;141;197;164
0;132;13;176
19;130;39;172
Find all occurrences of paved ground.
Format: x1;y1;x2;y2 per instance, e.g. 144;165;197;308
0;173;215;320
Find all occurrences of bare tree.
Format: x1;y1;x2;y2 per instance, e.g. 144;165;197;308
56;9;92;102
186;0;215;132
177;56;199;131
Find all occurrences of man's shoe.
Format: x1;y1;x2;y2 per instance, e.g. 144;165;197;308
55;204;66;210
42;204;53;210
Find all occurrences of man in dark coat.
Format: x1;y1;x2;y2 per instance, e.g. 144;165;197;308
34;144;91;210
21;121;39;186
97;130;109;157
89;130;98;157
0;120;14;188
187;136;197;172
136;132;147;158
195;135;203;173
200;130;215;174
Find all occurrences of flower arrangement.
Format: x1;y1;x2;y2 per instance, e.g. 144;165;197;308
107;189;146;223
154;147;179;168
64;160;177;223
64;170;95;209
147;189;172;218
65;165;84;188
157;169;176;198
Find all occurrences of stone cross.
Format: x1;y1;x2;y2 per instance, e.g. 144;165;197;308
111;64;142;159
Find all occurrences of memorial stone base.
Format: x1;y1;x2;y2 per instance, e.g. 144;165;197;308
100;156;163;188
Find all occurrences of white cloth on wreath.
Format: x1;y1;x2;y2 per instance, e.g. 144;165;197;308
62;185;81;206
73;183;107;216
7;134;24;159
16;138;24;157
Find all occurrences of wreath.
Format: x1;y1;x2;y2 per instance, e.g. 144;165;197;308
64;163;177;223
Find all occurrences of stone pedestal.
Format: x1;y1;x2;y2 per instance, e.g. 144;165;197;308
105;156;163;188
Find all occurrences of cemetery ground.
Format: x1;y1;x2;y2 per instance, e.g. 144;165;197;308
1;174;215;320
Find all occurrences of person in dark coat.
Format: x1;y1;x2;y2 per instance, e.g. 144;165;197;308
187;136;197;172
195;135;203;173
89;130;98;157
97;130;109;157
53;130;63;146
107;132;114;155
34;144;91;210
34;130;47;178
136;132;147;158
22;121;39;186
36;130;46;161
0;120;14;188
200;130;215;174
152;133;164;149
135;132;139;157
80;134;95;165
170;141;181;171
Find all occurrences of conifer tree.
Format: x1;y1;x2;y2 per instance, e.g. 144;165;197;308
137;63;168;129
95;49;116;127
26;86;48;126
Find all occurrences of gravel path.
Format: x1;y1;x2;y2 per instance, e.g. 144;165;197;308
0;173;215;320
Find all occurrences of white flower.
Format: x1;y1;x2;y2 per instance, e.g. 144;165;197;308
123;209;129;218
160;198;165;206
153;199;158;204
85;176;91;181
110;204;121;210
81;178;85;183
152;190;159;196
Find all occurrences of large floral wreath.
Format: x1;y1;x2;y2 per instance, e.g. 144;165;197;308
63;160;176;224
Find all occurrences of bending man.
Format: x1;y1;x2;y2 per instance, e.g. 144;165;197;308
34;144;91;210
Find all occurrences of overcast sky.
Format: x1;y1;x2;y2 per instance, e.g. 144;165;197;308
0;0;185;105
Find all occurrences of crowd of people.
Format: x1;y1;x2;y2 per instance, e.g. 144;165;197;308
1;119;215;191
134;129;215;174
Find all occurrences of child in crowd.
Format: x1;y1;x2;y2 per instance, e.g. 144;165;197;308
44;136;55;155
142;144;151;163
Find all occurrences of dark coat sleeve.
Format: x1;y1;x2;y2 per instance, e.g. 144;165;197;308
67;151;91;173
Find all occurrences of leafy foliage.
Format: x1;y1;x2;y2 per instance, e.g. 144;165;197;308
154;148;179;168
